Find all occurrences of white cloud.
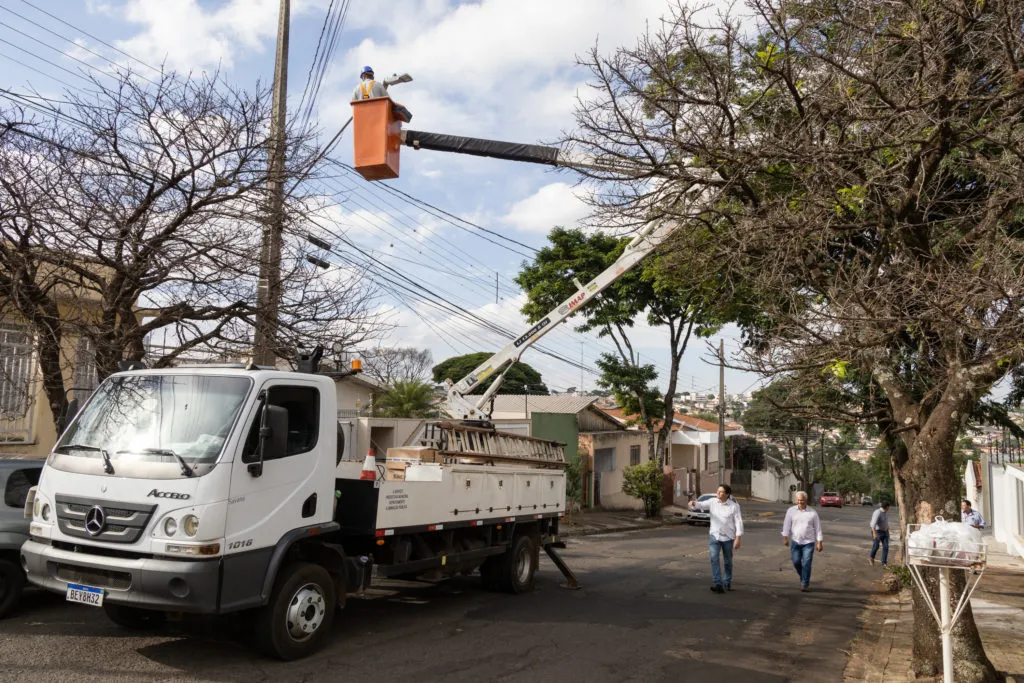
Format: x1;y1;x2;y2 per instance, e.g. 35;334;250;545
109;0;326;72
502;182;589;233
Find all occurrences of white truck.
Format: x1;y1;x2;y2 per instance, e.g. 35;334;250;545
21;113;700;660
21;363;572;659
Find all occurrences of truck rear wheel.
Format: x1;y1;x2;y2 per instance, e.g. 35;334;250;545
102;604;166;629
480;535;537;594
0;558;26;618
255;562;335;661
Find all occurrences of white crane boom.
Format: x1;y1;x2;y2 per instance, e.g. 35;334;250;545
394;127;703;423
443;216;680;420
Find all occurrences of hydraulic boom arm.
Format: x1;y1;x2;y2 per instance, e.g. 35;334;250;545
443;215;681;420
385;125;699;421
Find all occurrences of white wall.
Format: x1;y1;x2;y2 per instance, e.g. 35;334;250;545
752;469;799;503
987;462;1024;558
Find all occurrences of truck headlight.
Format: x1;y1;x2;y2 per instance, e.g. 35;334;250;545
41;503;51;521
182;514;199;537
163;517;178;536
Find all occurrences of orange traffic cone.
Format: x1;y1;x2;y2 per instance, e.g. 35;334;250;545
359;447;377;481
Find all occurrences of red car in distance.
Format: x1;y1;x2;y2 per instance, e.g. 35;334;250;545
820;491;843;508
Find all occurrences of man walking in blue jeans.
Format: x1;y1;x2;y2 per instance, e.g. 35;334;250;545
869;501;891;566
689;484;743;593
782;491;824;592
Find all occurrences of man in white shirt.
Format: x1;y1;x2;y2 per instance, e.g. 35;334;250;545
689;484;743;593
782;491;824;592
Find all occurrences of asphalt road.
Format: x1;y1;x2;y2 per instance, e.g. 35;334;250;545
0;502;881;683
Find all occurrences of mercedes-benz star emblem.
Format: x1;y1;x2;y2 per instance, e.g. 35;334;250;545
85;505;106;536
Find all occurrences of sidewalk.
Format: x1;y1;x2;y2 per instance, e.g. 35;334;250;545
559;508;668;538
843;541;1024;682
560;499;790;539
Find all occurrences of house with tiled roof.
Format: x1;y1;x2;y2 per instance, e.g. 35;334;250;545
489;395;650;510
601;407;746;498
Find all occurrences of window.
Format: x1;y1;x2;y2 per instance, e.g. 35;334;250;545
4;467;41;508
630;445;641;466
594;448;615;472
0;323;34;418
243;386;320;462
71;335;99;403
58;374;250;465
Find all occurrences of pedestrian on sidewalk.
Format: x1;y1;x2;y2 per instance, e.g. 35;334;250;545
781;491;823;592
869;501;890;566
688;484;743;594
961;500;986;529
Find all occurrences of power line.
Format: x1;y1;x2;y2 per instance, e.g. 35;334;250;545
15;0;162;74
0;4;714;393
328;159;539;257
0;8;161;87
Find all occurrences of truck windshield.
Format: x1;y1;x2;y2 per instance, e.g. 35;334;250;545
57;375;251;465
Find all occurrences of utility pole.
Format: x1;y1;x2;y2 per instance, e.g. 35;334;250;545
717;339;726;485
253;0;290;367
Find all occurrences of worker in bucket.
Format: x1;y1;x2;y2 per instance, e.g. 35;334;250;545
352;65;387;101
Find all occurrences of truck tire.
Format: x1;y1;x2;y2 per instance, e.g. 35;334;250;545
0;558;26;618
255;562;336;661
102;604;166;629
480;535;537;594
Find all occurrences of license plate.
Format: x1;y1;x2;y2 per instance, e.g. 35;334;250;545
66;583;104;607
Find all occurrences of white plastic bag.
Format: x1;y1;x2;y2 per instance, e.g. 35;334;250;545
909;516;982;565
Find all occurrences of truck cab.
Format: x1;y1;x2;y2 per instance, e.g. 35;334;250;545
22;368;339;620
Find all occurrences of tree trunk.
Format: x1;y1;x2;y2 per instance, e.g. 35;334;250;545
896;413;997;682
34;316;68;436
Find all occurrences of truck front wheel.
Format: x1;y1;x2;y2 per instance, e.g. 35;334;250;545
255;562;336;661
480;534;537;594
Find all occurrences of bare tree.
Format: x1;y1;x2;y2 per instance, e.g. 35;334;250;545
563;1;1024;679
0;71;385;430
360;346;433;387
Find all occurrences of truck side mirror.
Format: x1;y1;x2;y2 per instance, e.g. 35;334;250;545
249;404;288;477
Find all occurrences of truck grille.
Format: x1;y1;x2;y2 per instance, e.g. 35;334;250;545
55;494;156;544
52;562;132;590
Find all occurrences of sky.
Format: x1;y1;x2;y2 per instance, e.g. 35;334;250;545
0;0;762;399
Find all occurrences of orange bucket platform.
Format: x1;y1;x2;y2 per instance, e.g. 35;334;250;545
352;97;402;181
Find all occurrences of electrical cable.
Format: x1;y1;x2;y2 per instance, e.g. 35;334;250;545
16;0;162;74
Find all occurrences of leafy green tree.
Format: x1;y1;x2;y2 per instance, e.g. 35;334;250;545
730;436;766;471
432;353;548;395
594;353;661;424
517;227;732;462
563;1;1024;675
742;380;814;490
621;458;663;517
375;380;437;418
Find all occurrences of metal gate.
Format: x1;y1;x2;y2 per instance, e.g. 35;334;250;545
730;469;752;498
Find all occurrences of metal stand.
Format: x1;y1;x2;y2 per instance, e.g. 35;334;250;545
544;542;581;590
906;522;987;683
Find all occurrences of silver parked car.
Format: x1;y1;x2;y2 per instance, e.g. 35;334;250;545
1;458;43;618
686;494;716;525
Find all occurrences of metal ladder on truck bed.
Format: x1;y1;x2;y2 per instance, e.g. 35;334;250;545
420;421;566;468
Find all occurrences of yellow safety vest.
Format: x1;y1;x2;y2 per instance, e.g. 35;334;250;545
359;80;376;99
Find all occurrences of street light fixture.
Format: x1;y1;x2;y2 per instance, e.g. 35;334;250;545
383;72;413;88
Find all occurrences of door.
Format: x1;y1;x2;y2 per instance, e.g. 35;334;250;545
225;381;325;554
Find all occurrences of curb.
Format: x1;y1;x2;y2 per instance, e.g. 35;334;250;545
561;520;669;539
